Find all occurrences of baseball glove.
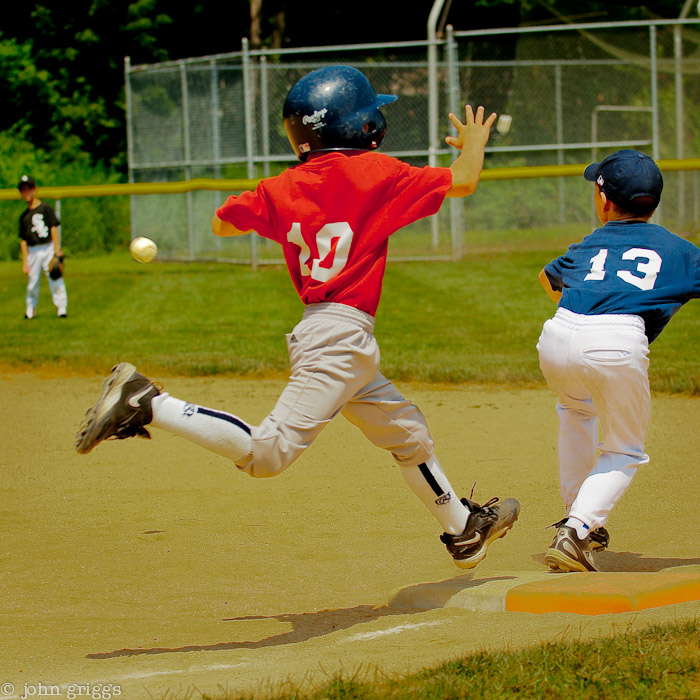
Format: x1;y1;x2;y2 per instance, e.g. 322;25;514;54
49;254;64;280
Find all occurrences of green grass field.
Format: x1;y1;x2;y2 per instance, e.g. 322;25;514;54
1;248;699;393
2;249;700;699
222;619;700;700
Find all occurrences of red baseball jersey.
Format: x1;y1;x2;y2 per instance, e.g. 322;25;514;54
216;151;452;316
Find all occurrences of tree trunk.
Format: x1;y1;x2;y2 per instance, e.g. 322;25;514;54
270;8;286;49
250;0;262;49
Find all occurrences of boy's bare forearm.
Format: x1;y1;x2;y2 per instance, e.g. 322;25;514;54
211;214;250;237
447;143;487;197
50;226;61;254
539;268;562;303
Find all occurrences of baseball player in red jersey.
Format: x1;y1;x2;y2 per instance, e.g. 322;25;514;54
76;66;520;569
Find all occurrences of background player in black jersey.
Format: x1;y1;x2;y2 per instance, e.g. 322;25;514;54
18;175;68;319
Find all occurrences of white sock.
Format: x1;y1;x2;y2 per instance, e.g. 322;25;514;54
400;455;469;535
565;516;590;541
150;393;252;463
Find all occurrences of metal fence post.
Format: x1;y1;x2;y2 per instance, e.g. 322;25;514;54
261;52;271;179
650;24;660;224
427;2;445;170
211;58;222;179
428;35;440;251
211;57;222;251
428;2;446;251
180;59;194;258
555;63;565;225
649;25;659;162
674;24;685;229
446;25;463;260
242;37;258;271
124;56;137;242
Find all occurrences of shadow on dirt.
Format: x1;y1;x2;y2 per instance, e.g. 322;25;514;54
86;604;424;659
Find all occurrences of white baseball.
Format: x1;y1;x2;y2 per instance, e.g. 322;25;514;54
130;236;158;263
496;114;512;134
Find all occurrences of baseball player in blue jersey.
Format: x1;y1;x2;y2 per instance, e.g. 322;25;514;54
537;149;700;572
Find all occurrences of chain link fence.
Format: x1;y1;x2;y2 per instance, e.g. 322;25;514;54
125;19;700;264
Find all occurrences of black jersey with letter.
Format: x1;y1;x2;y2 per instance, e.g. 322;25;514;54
18;202;60;247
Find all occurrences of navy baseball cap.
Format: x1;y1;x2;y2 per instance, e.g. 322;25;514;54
17;175;37;190
584;149;663;213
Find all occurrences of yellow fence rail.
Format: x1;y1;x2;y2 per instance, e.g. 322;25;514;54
2;159;699;201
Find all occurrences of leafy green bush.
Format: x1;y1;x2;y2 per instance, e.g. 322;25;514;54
0;130;129;259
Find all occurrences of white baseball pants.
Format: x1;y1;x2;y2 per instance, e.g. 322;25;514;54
151;302;469;534
26;242;67;317
239;302;435;476
537;308;650;530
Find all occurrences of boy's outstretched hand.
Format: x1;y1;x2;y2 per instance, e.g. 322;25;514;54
446;105;497;152
445;105;497;198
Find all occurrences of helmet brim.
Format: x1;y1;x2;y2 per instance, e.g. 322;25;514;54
375;94;398;108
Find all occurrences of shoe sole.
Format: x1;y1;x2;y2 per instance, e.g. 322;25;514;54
453;503;521;570
544;548;597;573
75;363;138;454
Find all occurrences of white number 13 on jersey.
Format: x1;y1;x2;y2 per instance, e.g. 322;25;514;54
286;222;354;282
584;247;662;291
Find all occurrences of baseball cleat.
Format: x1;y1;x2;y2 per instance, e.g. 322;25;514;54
440;496;520;570
75;362;161;454
549;518;609;553
588;526;610;552
545;525;598;572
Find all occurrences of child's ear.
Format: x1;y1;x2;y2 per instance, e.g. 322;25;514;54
599;190;611;210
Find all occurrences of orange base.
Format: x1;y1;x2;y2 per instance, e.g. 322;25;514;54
506;571;700;615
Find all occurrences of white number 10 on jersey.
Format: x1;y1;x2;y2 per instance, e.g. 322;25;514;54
584;247;662;291
286;222;354;282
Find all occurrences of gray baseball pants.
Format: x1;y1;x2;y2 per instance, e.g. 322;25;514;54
237;302;434;477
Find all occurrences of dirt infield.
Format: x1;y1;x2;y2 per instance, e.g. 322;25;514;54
2;372;699;699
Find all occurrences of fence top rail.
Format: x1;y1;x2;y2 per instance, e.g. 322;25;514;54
128;38;439;72
454;17;700;38
127;18;700;72
4;159;699;201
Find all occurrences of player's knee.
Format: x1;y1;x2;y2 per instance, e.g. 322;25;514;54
391;425;434;466
235;438;300;478
236;458;289;478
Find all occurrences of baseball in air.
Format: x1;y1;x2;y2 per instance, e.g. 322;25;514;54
130;236;158;263
496;114;512;135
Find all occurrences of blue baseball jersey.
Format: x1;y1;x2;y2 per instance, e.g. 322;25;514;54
544;220;700;342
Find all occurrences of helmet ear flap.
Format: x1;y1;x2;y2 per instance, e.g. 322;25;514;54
360;110;388;150
282;65;396;160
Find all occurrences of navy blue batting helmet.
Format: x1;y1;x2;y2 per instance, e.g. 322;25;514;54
283;65;398;161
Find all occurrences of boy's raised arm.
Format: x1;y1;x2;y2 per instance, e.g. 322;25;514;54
445;105;497;198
